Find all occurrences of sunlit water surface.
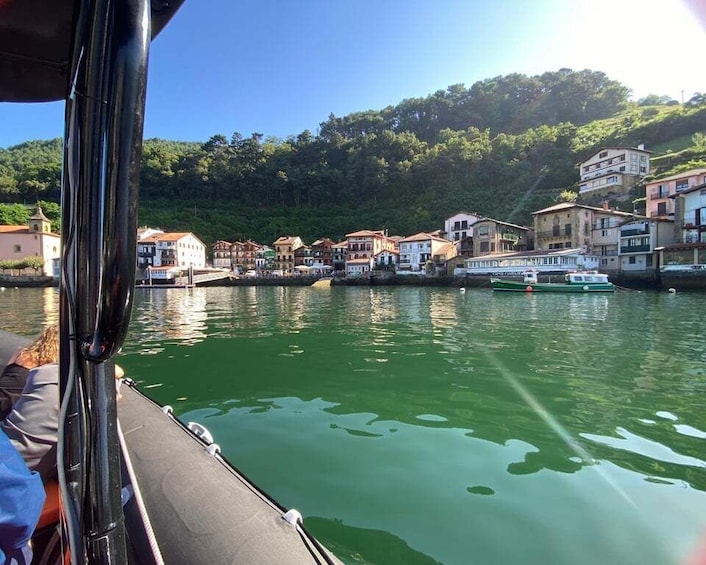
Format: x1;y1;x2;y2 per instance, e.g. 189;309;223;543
2;286;705;565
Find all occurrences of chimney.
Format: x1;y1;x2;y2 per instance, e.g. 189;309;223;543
602;200;609;210
638;143;644;150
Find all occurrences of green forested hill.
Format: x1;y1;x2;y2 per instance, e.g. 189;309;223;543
1;69;705;246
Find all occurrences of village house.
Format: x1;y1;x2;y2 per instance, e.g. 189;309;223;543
273;235;303;274
658;182;706;272
232;240;261;273
397;232;454;273
532;202;635;271
332;241;347;273
579;146;650;197
471;218;531;257
137;232;206;269
211;240;233;270
618;218;674;274
344;229;396;277
443;211;481;242
0;206;60;277
311;238;335;267
644;168;706;220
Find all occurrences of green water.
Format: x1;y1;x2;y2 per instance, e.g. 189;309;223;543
2;286;706;565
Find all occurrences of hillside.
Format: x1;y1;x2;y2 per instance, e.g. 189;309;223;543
1;69;705;245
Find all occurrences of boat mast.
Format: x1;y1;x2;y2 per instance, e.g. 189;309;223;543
59;0;151;562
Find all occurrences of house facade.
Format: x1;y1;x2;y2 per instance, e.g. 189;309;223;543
311;238;334;267
397;232;453;273
618;218;674;273
273;236;303;274
658;182;706;273
471;218;531;257
332;241;347;272
138;232;206;269
645;168;706;220
212;240;233;270
0;206;60;277
579;146;650;196
443;212;481;242
345;230;395;276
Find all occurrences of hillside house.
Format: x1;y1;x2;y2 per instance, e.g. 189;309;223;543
645;168;706;220
579;146;650;197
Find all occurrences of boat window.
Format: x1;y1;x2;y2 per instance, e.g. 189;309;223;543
574;275;583;282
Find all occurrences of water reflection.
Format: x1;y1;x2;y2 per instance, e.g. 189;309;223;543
130;288;207;350
2;286;706;565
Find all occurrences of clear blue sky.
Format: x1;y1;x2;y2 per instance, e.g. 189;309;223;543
1;0;704;148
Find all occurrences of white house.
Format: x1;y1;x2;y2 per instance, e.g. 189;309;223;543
579;146;650;196
443;211;481;242
398;232;453;273
618;218;673;272
137;232;206;269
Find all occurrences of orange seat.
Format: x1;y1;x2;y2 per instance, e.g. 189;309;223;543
37;480;61;530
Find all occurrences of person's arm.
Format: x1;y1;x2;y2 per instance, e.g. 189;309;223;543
0;429;45;563
0;364;59;481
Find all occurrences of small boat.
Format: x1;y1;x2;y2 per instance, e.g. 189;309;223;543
490;270;615;293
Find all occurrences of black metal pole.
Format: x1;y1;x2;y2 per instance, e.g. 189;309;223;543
60;0;151;563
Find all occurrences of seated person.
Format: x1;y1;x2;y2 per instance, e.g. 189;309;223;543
0;428;45;565
1;324;124;482
0;326;58;420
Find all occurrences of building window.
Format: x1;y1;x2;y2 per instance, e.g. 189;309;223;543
564;224;571;236
13;245;21;253
599;151;608;158
629;256;636;264
675;180;689;192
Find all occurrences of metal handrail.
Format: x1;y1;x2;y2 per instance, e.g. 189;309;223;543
59;1;151;562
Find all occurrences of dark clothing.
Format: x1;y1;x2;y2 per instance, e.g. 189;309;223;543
0;364;30;420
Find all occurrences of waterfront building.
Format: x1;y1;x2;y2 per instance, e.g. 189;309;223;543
645;168;706;220
658;182;706;281
578;146;650;197
618;218;674;273
374;249;398;271
397;232;454;273
470;218;532;257
233;240;261;272
443;211;481;242
332;241;347;273
255;245;274;271
532;202;634;272
0;205;60;277
273;235;303;275
137;232;206;269
344;229;395;277
462;248;600;277
294;244;314;268
311;238;335;267
211;240;233;270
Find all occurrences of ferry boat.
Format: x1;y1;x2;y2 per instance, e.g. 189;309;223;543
490;270;615;293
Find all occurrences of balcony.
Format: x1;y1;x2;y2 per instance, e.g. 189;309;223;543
620;245;651;254
620;227;650;236
649;191;669;199
500;233;519;244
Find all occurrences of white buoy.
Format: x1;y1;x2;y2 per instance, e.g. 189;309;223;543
460;287;466;293
668;288;677;293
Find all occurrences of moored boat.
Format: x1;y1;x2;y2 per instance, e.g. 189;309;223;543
491;270;615;293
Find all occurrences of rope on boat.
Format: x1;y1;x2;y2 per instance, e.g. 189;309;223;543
117;418;165;565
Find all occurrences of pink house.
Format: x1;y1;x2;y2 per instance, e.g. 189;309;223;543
645;168;706;219
0;206;60;277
